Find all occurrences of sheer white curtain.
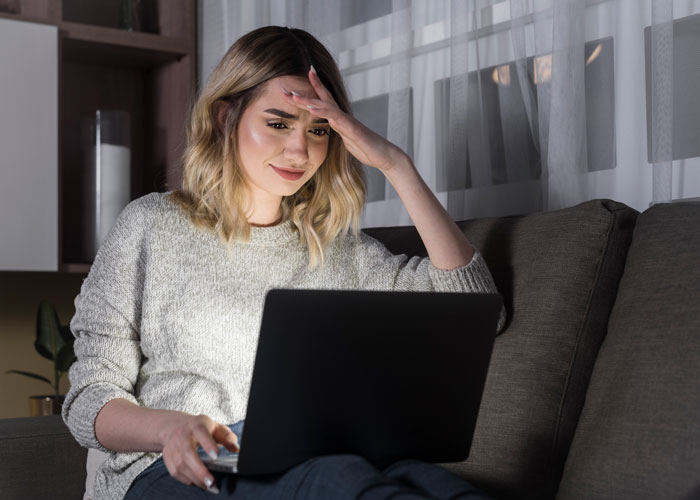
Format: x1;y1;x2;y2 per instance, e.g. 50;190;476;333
199;0;700;227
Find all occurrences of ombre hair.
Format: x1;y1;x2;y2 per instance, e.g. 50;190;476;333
170;26;366;269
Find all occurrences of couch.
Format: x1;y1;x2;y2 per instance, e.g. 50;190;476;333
1;199;698;500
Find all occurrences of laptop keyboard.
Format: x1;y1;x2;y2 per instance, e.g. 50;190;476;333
209;455;239;464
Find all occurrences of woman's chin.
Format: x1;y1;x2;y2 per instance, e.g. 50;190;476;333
273;178;311;197
276;185;303;197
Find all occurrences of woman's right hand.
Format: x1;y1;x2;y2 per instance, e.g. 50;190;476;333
158;413;239;493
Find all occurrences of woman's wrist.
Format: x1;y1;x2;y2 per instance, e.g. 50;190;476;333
381;149;415;185
155;409;193;450
95;398;181;452
375;150;475;270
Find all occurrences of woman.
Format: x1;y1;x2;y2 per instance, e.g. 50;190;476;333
62;26;503;500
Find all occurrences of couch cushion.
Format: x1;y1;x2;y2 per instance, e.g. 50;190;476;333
0;415;88;500
84;448;110;500
556;201;700;500
364;199;637;499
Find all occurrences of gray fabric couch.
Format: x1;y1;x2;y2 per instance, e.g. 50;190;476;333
1;199;698;500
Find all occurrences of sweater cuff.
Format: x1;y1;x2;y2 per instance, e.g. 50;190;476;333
427;249;498;294
62;383;140;452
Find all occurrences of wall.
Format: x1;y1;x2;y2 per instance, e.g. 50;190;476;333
0;272;85;418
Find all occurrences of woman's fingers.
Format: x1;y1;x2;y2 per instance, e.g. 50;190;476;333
161;414;222;493
307;65;334;102
284;92;356;136
280;80;400;170
281;80;340;119
164;444;213;492
284;92;324;111
193;422;222;460
284;92;344;131
213;423;240;453
182;443;218;493
190;421;228;492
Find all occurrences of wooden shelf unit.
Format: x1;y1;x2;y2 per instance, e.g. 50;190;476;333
2;0;196;272
60;21;190;67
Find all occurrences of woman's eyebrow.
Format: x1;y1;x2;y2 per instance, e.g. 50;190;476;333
264;108;328;124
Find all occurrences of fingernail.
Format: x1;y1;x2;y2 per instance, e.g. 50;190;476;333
290;90;301;97
280;87;291;96
208;449;218;460
310;64;317;75
205;477;220;494
306;105;316;110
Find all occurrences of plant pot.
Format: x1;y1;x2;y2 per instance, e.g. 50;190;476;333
29;395;66;416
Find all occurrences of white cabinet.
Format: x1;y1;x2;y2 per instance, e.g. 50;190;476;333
0;18;58;271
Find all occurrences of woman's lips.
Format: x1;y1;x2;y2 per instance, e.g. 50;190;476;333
270;165;305;181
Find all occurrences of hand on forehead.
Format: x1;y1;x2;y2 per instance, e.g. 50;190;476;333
264;75;321;100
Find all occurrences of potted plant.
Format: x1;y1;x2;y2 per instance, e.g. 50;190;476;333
5;300;76;416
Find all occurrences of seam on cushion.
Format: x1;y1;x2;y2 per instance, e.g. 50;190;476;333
1;432;75;440
542;203;617;499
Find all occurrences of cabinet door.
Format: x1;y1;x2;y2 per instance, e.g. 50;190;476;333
0;18;58;271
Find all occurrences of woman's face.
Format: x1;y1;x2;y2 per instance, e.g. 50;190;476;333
234;75;331;204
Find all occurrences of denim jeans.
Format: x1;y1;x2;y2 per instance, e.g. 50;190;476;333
124;420;493;500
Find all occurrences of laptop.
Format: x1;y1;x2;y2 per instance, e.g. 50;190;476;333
200;288;503;476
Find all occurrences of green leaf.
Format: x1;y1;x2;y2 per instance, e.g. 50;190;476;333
35;300;67;361
60;325;74;344
34;339;53;361
5;370;52;386
56;344;77;373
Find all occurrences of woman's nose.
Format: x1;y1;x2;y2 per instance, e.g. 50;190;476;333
283;129;309;164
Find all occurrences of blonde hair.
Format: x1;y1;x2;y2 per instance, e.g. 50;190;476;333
170;26;366;269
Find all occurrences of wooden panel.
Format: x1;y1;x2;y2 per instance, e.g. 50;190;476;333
61;61;150;264
150;54;196;191
62;0;158;33
62;0;121;29
0;18;58;271
157;0;196;42
150;0;196;191
18;0;60;21
60;21;189;68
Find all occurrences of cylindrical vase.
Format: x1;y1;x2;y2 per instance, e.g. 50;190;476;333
82;110;131;262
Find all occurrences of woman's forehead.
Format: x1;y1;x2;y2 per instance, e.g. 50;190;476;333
259;75;319;100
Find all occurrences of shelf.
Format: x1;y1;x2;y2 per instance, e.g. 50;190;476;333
60;263;91;274
1;12;190;68
60;21;189;68
0;10;51;25
0;1;195;273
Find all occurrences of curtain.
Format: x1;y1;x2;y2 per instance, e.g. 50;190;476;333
199;0;700;227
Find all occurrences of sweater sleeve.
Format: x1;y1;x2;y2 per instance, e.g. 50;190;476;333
354;232;506;331
62;199;149;452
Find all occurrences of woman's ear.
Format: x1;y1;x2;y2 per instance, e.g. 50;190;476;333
213;100;229;136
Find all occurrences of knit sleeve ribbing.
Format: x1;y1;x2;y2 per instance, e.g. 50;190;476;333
353;232;506;331
61;198;150;451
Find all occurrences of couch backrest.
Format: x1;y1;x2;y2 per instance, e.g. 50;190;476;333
556;201;700;500
364;199;638;499
0;415;87;500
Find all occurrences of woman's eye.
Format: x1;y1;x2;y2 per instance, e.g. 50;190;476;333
268;122;327;137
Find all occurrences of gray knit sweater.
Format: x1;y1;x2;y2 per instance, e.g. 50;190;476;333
62;191;503;500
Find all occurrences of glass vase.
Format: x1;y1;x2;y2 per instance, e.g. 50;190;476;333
82;110;131;262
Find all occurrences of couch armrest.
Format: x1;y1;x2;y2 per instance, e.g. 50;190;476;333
0;415;87;500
